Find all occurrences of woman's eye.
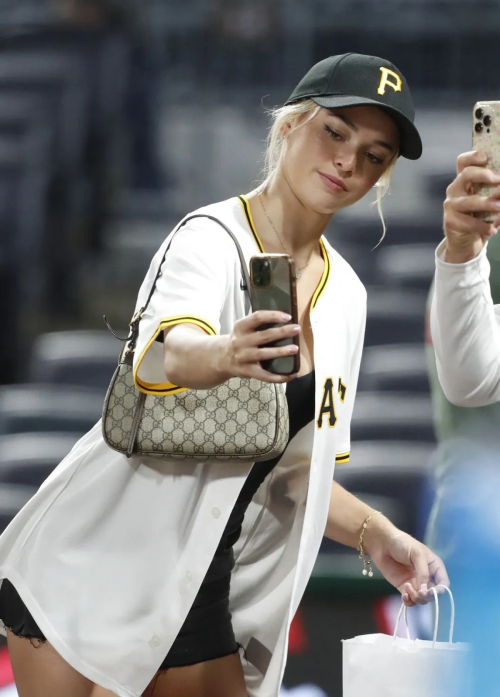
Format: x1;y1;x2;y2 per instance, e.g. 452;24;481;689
367;153;384;165
324;125;342;140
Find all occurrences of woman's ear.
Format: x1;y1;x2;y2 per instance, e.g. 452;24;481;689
281;121;293;138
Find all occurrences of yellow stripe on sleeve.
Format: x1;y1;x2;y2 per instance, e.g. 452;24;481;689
335;451;350;464
133;315;218;395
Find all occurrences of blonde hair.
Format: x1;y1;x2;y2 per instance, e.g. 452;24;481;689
261;99;397;245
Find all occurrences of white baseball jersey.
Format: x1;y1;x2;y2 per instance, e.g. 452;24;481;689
0;194;366;697
431;239;500;407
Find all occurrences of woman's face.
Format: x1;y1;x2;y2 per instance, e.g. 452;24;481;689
281;105;400;214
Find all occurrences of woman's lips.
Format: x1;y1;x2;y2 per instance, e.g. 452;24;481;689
318;172;347;193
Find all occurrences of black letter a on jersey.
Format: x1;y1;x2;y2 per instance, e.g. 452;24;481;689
317;378;337;429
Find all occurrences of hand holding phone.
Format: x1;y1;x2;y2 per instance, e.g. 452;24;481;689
249;254;300;376
472;101;500;223
441;105;500;264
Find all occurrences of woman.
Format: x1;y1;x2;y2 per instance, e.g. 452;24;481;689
0;53;448;697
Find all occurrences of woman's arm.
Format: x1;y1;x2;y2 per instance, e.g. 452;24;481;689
431;242;500;406
324;479;395;549
163;311;301;389
163;324;232;389
325;480;449;606
430;150;500;407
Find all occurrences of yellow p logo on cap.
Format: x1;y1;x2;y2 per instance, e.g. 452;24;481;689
377;67;402;95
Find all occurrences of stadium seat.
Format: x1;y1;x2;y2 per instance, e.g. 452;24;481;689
334;220;441;248
0;432;80;487
375;243;436;291
351;392;436;442
0;52;89;169
29;330;122;391
365;287;427;346
358;344;430;393
0;385;103;436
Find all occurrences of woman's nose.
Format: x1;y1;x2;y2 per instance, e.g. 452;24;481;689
335;149;356;174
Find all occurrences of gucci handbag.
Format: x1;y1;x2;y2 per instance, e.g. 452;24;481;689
102;214;289;461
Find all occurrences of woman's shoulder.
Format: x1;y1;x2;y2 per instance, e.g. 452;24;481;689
163;195;257;257
178;196;250;235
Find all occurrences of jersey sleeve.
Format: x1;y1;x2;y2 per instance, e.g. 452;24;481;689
130;221;235;395
334;288;367;465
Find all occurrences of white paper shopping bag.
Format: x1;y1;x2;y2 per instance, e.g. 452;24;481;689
342;586;470;697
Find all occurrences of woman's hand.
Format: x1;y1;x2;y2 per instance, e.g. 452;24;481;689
365;521;449;607
221;310;300;384
443;150;500;264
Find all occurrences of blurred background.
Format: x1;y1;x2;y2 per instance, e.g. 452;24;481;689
0;0;500;695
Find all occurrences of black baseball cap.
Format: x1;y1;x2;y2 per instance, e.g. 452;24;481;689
285;53;422;160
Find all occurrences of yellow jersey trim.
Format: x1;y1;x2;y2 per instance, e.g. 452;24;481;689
335;451;350;464
133;315;218;395
238;195;264;252
238;194;331;311
311;239;331;311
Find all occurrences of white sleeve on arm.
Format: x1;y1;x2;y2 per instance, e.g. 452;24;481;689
130;221;234;395
430;238;500;407
334;288;367;465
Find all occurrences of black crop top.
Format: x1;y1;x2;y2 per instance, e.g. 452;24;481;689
214;370;316;559
236;370;315;504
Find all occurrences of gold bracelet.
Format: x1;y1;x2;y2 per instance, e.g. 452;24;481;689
357;510;381;578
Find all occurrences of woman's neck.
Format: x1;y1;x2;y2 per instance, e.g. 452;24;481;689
245;177;333;263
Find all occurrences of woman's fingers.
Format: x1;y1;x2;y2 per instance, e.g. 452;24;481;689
246;365;298;383
241;344;299;363
456;150;487;175
403;582;432;607
445;153;500;262
447;165;500;198
245;322;301;348
402;583;420;607
243;310;292;331
428;554;451;589
412;547;430;590
449;192;500;215
228;312;303;382
443;209;496;237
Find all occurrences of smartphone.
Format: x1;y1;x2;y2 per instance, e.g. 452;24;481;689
472;101;500;223
249;253;300;375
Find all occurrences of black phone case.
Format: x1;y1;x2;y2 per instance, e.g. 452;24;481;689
249;254;300;375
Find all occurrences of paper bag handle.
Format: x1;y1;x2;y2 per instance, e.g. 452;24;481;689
393;584;455;646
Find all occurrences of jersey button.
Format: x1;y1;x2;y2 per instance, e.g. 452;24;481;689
211;507;221;519
149;635;161;648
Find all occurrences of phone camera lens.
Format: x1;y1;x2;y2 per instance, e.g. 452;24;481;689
484;115;492;127
475;122;484;133
252;257;271;287
476;108;484;119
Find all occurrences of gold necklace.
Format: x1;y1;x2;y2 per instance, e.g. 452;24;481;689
258;194;317;280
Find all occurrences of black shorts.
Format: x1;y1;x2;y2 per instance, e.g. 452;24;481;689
0;462;284;670
0;545;240;669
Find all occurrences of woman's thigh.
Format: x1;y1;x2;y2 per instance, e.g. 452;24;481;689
142;652;247;697
6;630;116;697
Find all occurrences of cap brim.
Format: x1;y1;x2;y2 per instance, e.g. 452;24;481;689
308;94;422;160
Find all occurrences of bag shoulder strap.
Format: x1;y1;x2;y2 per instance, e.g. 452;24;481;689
107;214;253;358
